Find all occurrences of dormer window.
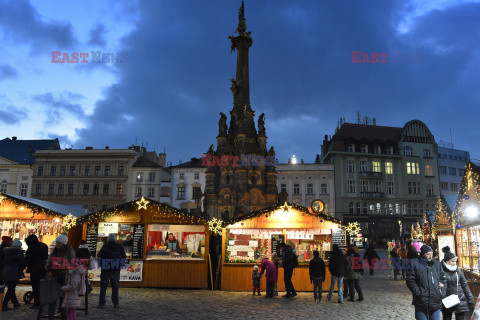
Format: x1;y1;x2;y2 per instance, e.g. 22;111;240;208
373;146;381;154
404;146;412;156
347;144;355;152
360;145;368;153
386;147;393;155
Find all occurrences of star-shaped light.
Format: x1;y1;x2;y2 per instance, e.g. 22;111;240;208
136;197;150;210
280;201;291;212
208;218;223;235
0;194;5;205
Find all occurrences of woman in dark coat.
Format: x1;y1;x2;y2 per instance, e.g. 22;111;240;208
2;239;26;311
441;246;474;320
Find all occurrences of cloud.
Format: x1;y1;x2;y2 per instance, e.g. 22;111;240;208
0;65;18;81
87;23;107;46
0;0;77;52
32;91;86;124
0;105;28;124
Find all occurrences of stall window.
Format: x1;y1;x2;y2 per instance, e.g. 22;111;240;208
97;223;135;259
146;225;205;260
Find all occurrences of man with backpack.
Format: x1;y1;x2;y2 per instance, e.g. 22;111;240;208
279;242;298;298
345;247;364;302
97;234;126;309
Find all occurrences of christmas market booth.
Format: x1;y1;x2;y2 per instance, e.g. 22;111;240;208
220;201;345;292
0;193;88;249
79;197;210;288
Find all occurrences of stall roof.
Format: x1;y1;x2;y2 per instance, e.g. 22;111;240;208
1;193;90;217
225;202;343;226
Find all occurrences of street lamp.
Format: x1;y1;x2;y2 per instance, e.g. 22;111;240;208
466;205;479;219
291;155;297;165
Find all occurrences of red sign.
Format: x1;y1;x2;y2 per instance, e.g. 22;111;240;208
356;234;362;238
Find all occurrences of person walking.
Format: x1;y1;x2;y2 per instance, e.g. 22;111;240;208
272;252;280;296
279;242;297;298
25;234;49;309
75;240;93;294
46;234;76;320
327;244;346;303
363;245;380;276
406;244;446;320
441;246;474;320
0;236;13;285
259;256;277;298
309;250;325;303
399;244;408;280
391;247;401;281
2;239;26;311
97;234;126;309
345;247;364;302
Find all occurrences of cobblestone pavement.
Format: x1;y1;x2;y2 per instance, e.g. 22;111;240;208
2;250;428;320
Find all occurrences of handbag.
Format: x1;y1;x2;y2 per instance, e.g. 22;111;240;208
40;276;59;305
442;271;461;309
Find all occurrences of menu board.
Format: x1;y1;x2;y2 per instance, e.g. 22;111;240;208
132;224;145;259
271;234;285;257
86;224;98;257
332;229;346;250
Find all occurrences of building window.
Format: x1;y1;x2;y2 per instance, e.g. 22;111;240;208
91;205;97;212
349;202;354;214
450;183;459;192
387;182;394;195
427;184;434;196
69;166;76;176
95;166;101;176
356;202;361;214
407;204;412;215
48;184;54;195
116;184;123;195
93;184;99;195
373;146;381;154
293;184;300;194
347;180;356;193
148;188;155;197
377;203;381;214
396;203;400;214
321;183;327;194
306;183;314;195
68;184;74;195
385;162;393;174
60;166;66;176
374;181;382;192
362;203;367;214
360;161;367;172
360;145;368;153
50;166;56;176
423;149;431;158
439;166;447;175
372;161;381;173
404;146;412;156
177;186;186;200
20;184;28;196
408;182;421;194
37;166;44;176
449;167;457;176
347;144;355;152
194;173;199;179
389;203;393;214
103;184;109;195
57;184;64;195
459;169;465;177
149;172;156;182
425;165;433;176
0;181;7;193
180;173;184;179
414;204;418;215
360;180;368;192
440;182;449;190
105;166;111;176
420;204;424;214
280;184;287;193
137;173;143;182
85;166;91;176
35;184;41;195
136;187;142;197
83;184;89;195
118;166;124;176
346;160;355;173
407;162;420;175
369;203;375;214
386;147;394;155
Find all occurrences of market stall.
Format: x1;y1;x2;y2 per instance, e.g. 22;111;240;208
80;197;210;288
221;202;344;292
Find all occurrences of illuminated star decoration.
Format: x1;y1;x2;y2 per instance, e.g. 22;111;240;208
136;197;150;210
0;194;5;205
62;214;78;231
280;202;292;212
208;218;223;235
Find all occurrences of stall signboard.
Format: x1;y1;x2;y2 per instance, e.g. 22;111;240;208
271;234;285;257
98;222;119;236
120;224;131;232
105;213;140;223
88;260;143;282
86;224;98;257
332;228;346;250
132;224;145;259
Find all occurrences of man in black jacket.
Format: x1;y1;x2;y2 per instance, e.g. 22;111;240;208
0;236;13;285
309;250;325;303
327;244;346;303
279;242;297;298
25;234;48;309
406;244;446;320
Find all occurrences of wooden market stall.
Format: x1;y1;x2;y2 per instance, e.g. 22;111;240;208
221;202;345;292
79;197;210;288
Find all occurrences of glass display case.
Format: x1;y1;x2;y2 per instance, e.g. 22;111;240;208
457;226;480;272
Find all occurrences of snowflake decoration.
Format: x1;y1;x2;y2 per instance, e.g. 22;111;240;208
136;197;150;210
62;214;77;230
208;218;223;235
344;222;361;237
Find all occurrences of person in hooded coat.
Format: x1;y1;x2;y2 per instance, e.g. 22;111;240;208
327;244;346;303
309;250;326;303
0;236;13;285
2;239;26;311
363;246;380;276
259;257;277;298
441;246;474;320
25;234;48;309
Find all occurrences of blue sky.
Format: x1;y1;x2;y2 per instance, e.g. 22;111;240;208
1;0;479;164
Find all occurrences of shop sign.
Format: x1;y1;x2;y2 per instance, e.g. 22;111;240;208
98;222;118;235
356;234;362;238
88;260;143;282
152;215;177;223
254;209;313;229
105;213;140;223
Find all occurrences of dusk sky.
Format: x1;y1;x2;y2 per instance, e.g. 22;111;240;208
1;0;479;164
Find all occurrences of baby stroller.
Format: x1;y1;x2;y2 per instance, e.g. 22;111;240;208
23;290;34;304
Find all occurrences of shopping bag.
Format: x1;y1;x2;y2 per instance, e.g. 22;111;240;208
442;294;460;309
39;277;59;305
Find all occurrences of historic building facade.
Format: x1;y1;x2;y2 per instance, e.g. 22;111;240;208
438;146;470;209
321;120;441;240
128;156;171;204
170;158;207;213
204;2;277;219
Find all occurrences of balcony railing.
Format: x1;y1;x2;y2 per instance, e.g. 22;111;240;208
359;171;383;179
361;192;385;198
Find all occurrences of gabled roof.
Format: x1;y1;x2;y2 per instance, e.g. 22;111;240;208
333;123;402;143
1;193;90;217
170;157;205;169
132;156;161;168
0;138;60;165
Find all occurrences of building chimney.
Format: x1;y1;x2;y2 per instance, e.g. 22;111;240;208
158;153;166;167
12;136;17;141
105;146;109;150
